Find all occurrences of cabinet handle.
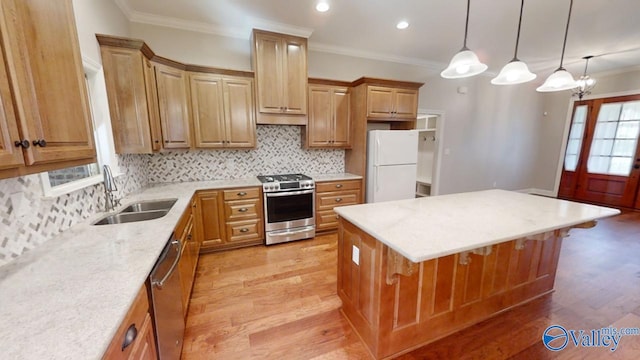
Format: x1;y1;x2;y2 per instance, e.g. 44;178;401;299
14;140;30;149
335;198;343;202
238;207;248;212
154;140;159;144
121;324;138;351
240;228;249;233
237;192;247;196
32;139;47;147
335;184;343;188
187;234;192;241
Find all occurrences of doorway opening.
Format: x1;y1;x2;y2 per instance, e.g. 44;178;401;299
415;110;444;197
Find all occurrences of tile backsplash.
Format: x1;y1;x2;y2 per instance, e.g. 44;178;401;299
0;125;344;267
147;125;344;182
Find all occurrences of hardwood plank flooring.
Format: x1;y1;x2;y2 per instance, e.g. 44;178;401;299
182;212;640;359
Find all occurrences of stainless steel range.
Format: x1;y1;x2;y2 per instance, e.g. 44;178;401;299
257;173;315;245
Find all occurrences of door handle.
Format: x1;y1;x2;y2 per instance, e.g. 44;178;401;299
634;164;640;169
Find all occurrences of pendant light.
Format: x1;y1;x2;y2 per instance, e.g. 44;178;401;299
536;0;578;92
491;0;536;85
441;0;487;79
572;56;597;99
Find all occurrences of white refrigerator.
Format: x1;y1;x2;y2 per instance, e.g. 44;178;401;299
366;130;419;203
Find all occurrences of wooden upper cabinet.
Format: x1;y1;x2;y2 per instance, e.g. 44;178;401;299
367;86;418;120
0;46;24;170
0;0;95;166
306;83;351;148
252;29;308;124
155;64;192;149
190;73;256;149
99;44;162;154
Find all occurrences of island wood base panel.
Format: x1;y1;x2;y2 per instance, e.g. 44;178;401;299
337;218;568;359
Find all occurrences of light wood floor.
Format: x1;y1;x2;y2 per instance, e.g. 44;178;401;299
181;212;640;359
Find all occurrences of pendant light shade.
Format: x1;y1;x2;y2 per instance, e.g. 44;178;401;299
536;68;577;92
491;0;536;85
536;0;577;92
441;0;487;79
441;49;488;78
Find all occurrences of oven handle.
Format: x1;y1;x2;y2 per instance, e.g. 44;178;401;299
265;189;315;197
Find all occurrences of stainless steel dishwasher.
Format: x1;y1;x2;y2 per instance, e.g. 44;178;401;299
149;233;185;360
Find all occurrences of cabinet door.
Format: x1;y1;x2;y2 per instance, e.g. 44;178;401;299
1;0;95;165
155;64;191;149
307;85;332;147
332;87;351;147
100;46;154;154
393;88;418;119
367;86;394;118
189;73;225;148
143;58;163;151
282;36;307;115
0;46;24;169
197;190;226;251
254;33;284;114
128;314;158;360
224;77;256;148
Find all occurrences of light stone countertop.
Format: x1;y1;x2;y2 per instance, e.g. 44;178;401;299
310;173;362;182
334;189;621;263
0;178;262;360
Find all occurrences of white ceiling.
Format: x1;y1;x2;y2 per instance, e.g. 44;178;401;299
117;0;640;77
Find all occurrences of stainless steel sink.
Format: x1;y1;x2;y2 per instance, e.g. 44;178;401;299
119;199;178;213
93;209;170;225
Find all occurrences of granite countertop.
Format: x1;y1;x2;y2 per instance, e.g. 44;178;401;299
0;173;358;360
334;189;621;263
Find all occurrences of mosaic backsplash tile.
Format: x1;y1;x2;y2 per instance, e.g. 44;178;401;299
0;154;149;267
147;125;344;183
1;125;344;267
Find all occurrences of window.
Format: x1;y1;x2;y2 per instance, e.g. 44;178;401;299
564;105;588;171
40;58;113;197
586;101;640;176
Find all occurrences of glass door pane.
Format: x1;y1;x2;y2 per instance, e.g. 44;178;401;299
564;105;588;171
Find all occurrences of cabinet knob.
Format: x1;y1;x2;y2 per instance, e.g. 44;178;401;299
14;139;30;149
240;228;249;233
32;139;47;147
154;140;159;143
335;184;343;188
165;140;169;143
335;198;342;202
237;192;247;196
121;324;138;351
238;207;248;213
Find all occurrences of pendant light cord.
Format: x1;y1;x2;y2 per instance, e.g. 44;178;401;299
558;0;574;69
462;0;470;50
512;0;525;61
582;56;593;77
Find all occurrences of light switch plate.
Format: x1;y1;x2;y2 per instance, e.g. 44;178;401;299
352;245;360;265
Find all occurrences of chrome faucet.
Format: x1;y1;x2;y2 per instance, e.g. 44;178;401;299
103;165;120;212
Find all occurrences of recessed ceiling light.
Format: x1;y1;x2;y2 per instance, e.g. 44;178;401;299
396;20;409;30
316;1;330;12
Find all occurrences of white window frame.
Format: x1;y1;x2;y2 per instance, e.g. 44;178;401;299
40;56;119;198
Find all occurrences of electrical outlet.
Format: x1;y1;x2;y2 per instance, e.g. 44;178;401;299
352;245;360;265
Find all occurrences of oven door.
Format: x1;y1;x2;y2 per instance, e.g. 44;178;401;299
264;189;315;231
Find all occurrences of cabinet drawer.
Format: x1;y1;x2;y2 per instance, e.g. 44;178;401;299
224;199;260;220
103;285;150;360
316;209;340;231
223;187;260;200
226;219;262;243
317;190;360;211
316;180;361;193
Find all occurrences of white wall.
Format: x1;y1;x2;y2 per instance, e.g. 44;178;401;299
535;67;640;194
72;0;130;63
420;75;544;194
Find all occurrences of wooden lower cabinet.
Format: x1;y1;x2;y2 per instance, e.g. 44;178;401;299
103;285;157;360
177;200;198;318
315;179;362;232
197;187;264;252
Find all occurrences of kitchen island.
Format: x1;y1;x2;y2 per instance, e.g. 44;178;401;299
333;189;620;359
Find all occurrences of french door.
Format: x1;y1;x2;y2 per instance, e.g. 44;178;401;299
558;94;640;208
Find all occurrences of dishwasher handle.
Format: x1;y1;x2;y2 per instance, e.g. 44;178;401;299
152;240;181;290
